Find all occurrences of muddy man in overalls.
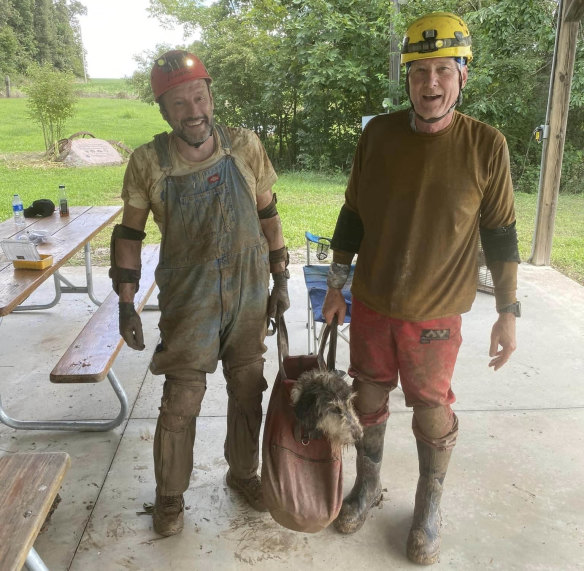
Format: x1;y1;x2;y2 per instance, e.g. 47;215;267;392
109;50;290;537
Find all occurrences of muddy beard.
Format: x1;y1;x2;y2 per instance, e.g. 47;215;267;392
174;117;215;148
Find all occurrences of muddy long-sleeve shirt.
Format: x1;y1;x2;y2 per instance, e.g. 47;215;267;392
333;110;517;321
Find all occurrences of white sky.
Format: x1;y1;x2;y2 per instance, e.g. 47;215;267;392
78;0;197;79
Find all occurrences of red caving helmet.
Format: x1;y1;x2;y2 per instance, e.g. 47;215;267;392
150;50;212;102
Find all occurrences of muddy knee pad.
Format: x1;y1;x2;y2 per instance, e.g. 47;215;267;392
413;405;458;449
223;359;268;407
352;378;393;426
159;378;206;432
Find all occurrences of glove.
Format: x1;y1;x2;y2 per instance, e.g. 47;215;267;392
119;302;145;351
268;270;290;319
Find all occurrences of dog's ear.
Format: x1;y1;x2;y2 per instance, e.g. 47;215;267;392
293;388;319;426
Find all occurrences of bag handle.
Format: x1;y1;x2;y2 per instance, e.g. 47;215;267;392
276;314;290;378
317;316;338;372
275;315;338;379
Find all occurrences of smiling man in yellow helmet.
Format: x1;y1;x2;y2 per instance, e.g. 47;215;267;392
323;12;520;565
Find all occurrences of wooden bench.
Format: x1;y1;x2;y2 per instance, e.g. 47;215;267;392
0;452;70;571
0;244;160;432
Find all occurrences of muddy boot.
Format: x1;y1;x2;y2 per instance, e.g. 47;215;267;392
333;421;386;534
407;440;453;565
153;491;184;537
226;470;268;512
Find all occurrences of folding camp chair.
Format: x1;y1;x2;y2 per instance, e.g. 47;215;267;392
303;231;354;354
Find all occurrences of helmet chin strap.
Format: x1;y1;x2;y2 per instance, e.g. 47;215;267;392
186;132;212;148
414;105;455;124
176;121;214;148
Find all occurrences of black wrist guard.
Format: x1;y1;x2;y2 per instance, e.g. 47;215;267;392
110;223;146;294
269;246;289;266
109;267;141;295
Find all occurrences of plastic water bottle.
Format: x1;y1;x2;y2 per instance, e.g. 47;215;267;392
12;194;26;228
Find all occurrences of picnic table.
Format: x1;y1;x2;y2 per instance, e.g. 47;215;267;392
0;205;122;316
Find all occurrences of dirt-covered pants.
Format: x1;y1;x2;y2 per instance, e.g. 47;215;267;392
149;127;270;494
153;356;268;495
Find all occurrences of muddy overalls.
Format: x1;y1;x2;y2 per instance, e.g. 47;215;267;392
149;127;270;496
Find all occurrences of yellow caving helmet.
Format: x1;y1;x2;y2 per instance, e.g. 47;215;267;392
401;12;472;65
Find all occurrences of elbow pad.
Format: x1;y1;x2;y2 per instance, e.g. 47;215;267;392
258;193;279;219
479;221;520;265
331;205;364;254
109;224;146;294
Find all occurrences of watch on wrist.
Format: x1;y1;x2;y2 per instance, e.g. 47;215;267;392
498;301;521;317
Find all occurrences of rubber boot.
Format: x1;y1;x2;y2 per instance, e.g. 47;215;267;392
406;439;453;565
333;421;386;534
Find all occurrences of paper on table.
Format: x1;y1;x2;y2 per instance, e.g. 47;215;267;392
0;239;41;261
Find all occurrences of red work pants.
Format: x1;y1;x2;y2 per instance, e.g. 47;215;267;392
349;298;461;449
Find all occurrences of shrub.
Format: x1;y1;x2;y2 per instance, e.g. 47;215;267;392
25;64;78;152
560;144;584;194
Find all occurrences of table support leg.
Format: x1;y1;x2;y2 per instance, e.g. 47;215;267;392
13;244;103;311
83;243;102;307
0;369;128;432
25;547;49;571
12;272;63;312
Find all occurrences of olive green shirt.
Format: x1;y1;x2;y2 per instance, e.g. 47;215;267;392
334;110;517;321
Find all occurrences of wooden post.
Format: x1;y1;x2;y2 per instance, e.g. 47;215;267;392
529;1;581;265
565;0;584;21
4;76;10;98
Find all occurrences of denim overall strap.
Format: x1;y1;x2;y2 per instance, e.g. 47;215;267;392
153;132;172;175
215;124;231;154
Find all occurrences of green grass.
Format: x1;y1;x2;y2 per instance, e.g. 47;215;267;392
1;84;583;284
0;97;167;153
510;192;584;284
74;78;138;98
275;171;347;249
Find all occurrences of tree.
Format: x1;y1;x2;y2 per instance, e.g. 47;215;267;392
282;0;393;170
33;0;57;65
148;0;394;169
145;0;584;189
128;43;176;104
3;0;36;75
0;25;20;77
52;0;86;75
0;0;86;78
25;64;78;152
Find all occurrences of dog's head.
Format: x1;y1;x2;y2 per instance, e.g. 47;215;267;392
291;369;363;448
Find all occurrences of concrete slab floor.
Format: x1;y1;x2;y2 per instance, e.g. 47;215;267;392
0;263;583;570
